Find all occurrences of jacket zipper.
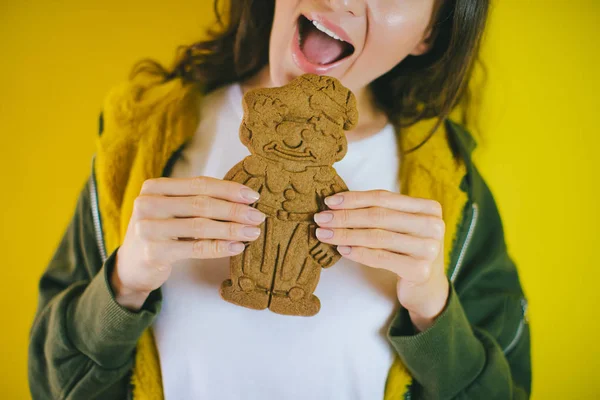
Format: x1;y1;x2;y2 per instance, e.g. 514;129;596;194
503;297;529;355
402;203;478;399
450;202;479;283
449;201;528;355
89;154;108;263
90;155;137;398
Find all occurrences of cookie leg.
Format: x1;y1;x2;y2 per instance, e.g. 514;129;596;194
269;223;322;316
220;218;275;310
269;282;321;317
220;274;270;310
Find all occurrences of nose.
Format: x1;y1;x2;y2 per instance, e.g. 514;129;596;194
327;0;364;17
283;136;303;149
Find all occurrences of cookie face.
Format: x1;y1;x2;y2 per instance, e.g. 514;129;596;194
240;74;357;171
221;74;358;316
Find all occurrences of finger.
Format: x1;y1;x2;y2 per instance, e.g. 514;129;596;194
337;245;430;283
314;207;444;240
324;190;442;217
149;239;246;263
133;195;266;225
137;218;262;242
315;228;440;260
140;176;260;204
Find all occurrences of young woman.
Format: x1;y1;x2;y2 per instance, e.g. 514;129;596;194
29;1;531;399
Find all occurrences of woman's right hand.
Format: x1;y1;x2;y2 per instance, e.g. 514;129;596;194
111;176;265;311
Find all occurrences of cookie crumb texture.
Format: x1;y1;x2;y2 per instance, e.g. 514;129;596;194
220;74;358;316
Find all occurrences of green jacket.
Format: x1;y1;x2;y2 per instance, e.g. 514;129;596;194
28;74;531;399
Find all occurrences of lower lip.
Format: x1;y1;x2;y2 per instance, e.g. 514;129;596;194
291;21;350;75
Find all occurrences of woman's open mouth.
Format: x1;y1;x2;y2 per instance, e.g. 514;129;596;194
292;14;355;74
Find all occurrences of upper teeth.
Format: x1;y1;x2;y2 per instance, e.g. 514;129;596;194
312;20;344;42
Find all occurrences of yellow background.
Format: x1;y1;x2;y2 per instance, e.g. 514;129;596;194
1;1;598;398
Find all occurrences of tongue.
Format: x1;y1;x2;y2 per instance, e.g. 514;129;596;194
301;24;346;65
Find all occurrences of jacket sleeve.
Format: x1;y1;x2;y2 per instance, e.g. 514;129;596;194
28;177;161;400
387;173;531;399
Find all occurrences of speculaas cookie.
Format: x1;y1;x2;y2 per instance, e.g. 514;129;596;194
220;74;358;316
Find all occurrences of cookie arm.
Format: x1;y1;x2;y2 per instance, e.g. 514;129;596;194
224;159;265;194
317;174;348;211
310;175;347;268
309;238;342;269
223;161;246;182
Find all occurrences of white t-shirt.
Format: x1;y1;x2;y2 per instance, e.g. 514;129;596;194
153;83;402;400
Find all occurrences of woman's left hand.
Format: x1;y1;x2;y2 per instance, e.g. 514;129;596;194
314;190;450;333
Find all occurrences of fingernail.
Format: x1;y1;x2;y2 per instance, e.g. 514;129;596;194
243;226;261;238
240;188;260;202
229;242;245;253
248;209;266;223
314;212;334;224
338;246;352;255
325;195;343;206
315;228;334;239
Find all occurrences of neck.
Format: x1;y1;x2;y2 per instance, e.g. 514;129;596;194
350;85;390;142
241;66;390;143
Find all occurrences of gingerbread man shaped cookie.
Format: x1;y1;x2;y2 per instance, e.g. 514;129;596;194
220;74;358;316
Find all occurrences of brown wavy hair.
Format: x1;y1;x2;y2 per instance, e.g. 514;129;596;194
130;0;489;151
